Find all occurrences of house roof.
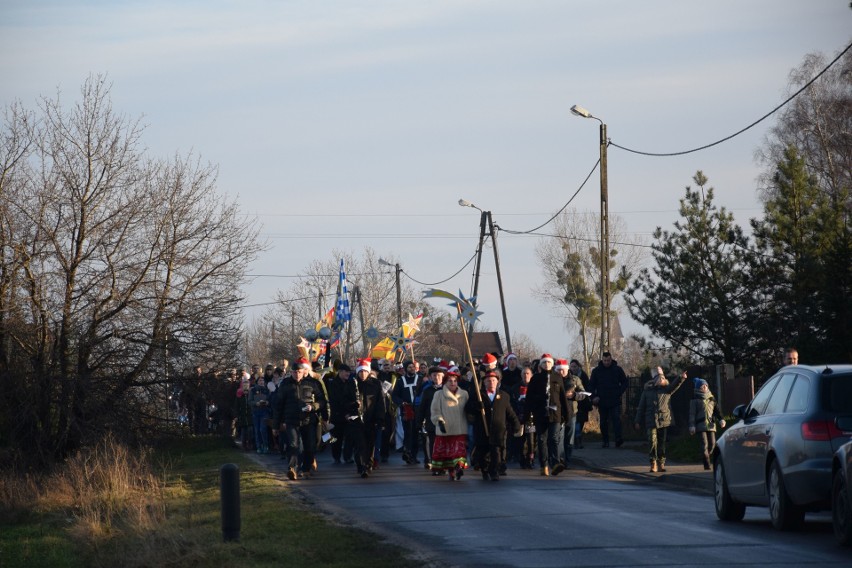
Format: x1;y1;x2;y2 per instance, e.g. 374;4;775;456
435;332;503;358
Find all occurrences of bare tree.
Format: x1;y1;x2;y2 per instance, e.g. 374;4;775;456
263;247;421;362
0;76;264;465
534;210;645;370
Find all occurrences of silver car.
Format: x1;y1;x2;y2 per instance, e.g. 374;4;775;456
832;417;852;546
713;364;852;530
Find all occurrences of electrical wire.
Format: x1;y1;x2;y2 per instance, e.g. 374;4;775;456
400;250;479;286
611;40;852;157
499;157;601;235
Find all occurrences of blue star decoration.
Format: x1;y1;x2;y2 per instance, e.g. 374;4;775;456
390;332;414;352
422;288;483;325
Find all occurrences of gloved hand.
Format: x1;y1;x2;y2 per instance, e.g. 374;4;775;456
689;427;696;435
438;420;447;434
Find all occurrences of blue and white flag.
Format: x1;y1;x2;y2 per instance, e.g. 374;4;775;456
334;259;351;330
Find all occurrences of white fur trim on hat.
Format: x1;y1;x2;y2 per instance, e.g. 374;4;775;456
356;358;372;373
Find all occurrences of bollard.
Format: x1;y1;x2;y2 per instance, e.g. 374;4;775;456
220;463;241;542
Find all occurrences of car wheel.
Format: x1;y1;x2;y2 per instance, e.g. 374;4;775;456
714;455;745;522
833;469;852;546
768;459;804;530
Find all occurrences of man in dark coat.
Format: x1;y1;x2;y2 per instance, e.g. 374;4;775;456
344;358;387;478
589;351;628;448
324;364;353;464
416;363;445;473
526;354;569;476
467;371;521;481
272;357;329;480
500;353;522;393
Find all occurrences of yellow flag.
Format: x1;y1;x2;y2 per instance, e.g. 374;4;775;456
370;337;396;360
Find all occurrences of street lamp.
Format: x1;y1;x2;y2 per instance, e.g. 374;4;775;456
458;199;513;354
571;104;610;355
378;258;402;329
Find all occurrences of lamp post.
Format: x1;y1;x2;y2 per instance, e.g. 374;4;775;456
571;104;610;354
458;199;513;354
378;258;402;329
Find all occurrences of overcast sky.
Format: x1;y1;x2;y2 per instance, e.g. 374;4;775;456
2;1;850;357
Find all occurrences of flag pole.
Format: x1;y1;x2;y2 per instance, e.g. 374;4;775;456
457;302;488;438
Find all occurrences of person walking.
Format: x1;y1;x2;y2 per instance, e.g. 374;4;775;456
430;368;470;481
249;376;271;453
468;371;522;481
589;351;628;448
634;367;687;472
527;354;569;476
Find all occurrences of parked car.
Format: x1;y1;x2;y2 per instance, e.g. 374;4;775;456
713;364;852;530
831;417;852;546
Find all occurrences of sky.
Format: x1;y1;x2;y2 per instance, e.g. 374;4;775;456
2;1;850;357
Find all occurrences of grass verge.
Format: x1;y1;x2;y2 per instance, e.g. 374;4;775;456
1;437;421;568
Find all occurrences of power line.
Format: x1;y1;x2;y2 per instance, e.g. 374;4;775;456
499;157;601;235
611;40;852;157
512;230;655;249
400;250;479;286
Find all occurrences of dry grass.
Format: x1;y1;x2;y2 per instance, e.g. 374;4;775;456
1;437;421;568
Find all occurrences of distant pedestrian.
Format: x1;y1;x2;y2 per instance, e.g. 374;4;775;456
634;367;686;472
688;378;726;470
589;351;628;448
569;359;592;449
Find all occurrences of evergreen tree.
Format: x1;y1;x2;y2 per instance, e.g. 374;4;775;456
626;172;759;370
751;146;852;365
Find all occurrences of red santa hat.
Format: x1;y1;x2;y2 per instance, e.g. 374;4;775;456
554;359;569;371
481;352;498;368
294;357;311;370
540;353;554;364
356;358;372;373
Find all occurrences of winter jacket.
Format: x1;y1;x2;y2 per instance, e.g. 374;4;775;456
589;359;628;409
431;387;470;436
467;388;521;446
342;376;386;428
634;375;686;429
688;391;724;432
527;369;569;426
272;376;328;427
562;373;585;419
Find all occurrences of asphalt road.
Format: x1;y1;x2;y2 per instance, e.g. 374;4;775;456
254;450;850;567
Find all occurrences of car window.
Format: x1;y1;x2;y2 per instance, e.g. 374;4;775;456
748;375;781;417
828;373;852;412
764;373;795;415
784;375;809;414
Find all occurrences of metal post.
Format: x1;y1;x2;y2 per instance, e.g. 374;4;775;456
599;122;610;354
220;463;240;542
487;212;512;354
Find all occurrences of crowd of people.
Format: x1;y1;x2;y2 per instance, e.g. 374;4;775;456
192;350;726;480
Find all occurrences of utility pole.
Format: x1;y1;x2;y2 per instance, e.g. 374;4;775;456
468;210;488;337
487;212;512;354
